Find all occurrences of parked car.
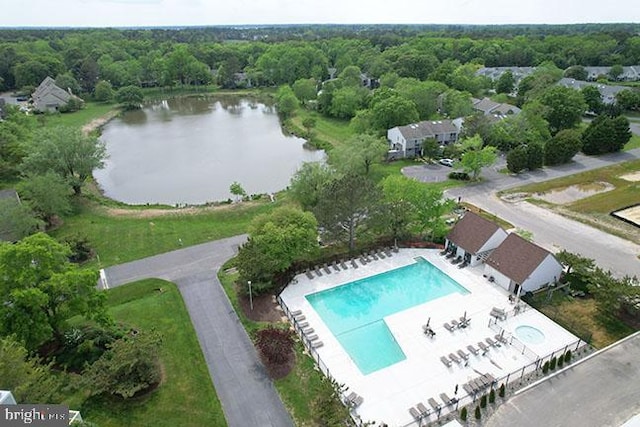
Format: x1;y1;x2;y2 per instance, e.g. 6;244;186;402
439;158;454;167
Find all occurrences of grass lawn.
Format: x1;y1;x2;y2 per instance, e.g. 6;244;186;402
73;279;226;427
37;102;118;129
625;134;640;151
51;198;278;267
289;109;354;150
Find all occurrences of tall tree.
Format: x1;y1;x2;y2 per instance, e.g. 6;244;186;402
275;85;299;118
116;85;144;110
21;126;107;195
94;80;114;102
457;135;497;180
0;198;43;241
0;233;109;350
495;70;515;94
17;172;72;225
331;134;388;176
370;94;419;130
289;162;336;211
538;86;586;134
313;174;379;252
545;129;582;165
582;115;631;154
292;78;317;105
581;86;604;114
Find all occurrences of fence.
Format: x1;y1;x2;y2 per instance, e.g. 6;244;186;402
278;288;590;427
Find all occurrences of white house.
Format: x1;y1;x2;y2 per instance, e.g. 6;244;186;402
445;211;508;266
484;233;563;295
32;76;80;112
387;119;460;158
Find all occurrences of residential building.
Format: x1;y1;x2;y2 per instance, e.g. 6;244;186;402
557;77;629;105
32;76;80;112
484;233;563;295
387;119;461;158
475;66;536;84
584;66;640;81
445;211;508;266
471;97;521;119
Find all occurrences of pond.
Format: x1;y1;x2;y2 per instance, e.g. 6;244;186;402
93;96;324;205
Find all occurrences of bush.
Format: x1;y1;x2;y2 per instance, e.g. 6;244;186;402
542;361;549;374
448;171;470;181
55;325;123;372
489;389;495;404
480;394;487;408
550;356;557;370
255;327;294;365
460;407;468;421
557;354;564;368
499;383;505;398
565;350;572;363
63;234;94;263
475;405;481;420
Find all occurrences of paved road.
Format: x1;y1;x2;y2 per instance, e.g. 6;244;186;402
486;332;640;427
405;149;640;277
102;235;295;427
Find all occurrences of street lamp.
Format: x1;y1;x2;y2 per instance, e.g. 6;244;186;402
248;280;253;311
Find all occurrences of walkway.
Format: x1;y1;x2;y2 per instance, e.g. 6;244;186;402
101;235;294;427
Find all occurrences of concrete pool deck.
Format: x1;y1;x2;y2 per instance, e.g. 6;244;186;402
279;249;581;426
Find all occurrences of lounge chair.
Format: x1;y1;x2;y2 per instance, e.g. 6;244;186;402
345;392;357;403
297;321;309;329
439;249;448;256
291;309;302;316
440;356;452;368
307;334;318;341
370;251;379;260
340;260;348;269
305;270;314;279
463;383;475;395
359;256;368;266
446;252;455;259
351;259;359;269
449;352;462;364
301;327;314;334
378;250;386;259
467;344;479;356
440;392;456;406
312;340;323;348
314;267;323;277
428;397;441;414
351;395;363;407
409;407;422;421
444;322;454;332
385;247;393;257
457;349;470;360
486;337;499;347
451;256;462;264
490;307;507;320
451;319;460;329
483;373;496;385
459;316;471;327
458;260;469;269
323;264;332;274
496;333;509;344
332;262;340;272
478;341;489;353
417;402;430;417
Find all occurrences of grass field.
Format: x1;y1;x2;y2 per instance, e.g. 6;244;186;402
73;279;226;427
37;102;118;129
625;134;640;151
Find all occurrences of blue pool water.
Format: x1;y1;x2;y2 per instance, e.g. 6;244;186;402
306;258;469;374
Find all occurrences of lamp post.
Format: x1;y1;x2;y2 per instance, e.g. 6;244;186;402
248;280;253;311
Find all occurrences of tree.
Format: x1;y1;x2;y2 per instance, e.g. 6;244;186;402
421;138;441;161
17;173;72;225
545;129;582;165
506;145;529;174
255;327;294;366
457;135;497;180
564;65;588;81
0;198;43;241
229;181;246;202
302;117;316;138
289;162;336;211
21;126;106;195
338;65;363;87
495;70;515;94
581;86;604;114
292;78;317;105
395;79;447;119
94;80;114;102
329;86;368;119
83;330;162;399
615;89;640;112
0;336;61;403
608;64;624;81
582;115;631;155
556;250;595;275
440;89;474;118
370;94;419;131
236;207;319;288
331;134;388;176
275;85;299;119
587;268;639;318
116;85;144;110
526;142;544;171
0;233;109;350
313;174;379;252
55;72;80;95
538;86;586;134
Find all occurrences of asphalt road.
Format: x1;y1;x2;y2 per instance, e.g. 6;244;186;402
102;235;294;427
405;148;640;277
486;332;640;427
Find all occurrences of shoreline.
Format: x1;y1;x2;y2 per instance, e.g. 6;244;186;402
82;108;120;135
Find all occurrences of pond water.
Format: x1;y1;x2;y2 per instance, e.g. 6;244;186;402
93;96;324;205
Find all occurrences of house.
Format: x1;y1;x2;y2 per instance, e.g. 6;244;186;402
583;66;640;82
360;73;379;89
387;119;461;158
0;390;82;425
471;97;521;118
445;212;508;267
474;67;535;84
557;78;629;105
484;233;563;295
32;76;80;112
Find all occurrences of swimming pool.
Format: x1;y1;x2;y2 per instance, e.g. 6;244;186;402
515;325;546;345
306;258;469;374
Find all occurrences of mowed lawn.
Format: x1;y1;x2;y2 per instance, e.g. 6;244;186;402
38;102;118;129
80;279;227;427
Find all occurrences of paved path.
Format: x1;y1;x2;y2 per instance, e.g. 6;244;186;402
405;149;640;277
102;235;294;427
486;332;640;427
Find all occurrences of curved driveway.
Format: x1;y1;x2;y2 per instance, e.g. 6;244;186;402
101;235;294;427
405;149;640;277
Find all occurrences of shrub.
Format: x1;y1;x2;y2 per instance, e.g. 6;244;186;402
63;234;94;263
565;350;572;363
448;171;470;181
542;361;549;374
499;383;505;398
475;405;481;420
255;327;294;365
480;394;487;408
557;355;564;368
550;356;557;370
489;389;495;404
460;407;468;421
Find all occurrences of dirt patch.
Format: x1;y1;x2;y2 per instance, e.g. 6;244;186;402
82;109;120;135
619;171;640;182
612;205;640;227
534;181;615;205
102;200;257;219
239;292;285;323
261;350;295;380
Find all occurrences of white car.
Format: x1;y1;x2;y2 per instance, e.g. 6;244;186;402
439;158;454;167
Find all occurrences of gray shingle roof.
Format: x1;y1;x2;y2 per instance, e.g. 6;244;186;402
485;233;556;284
446;211;503;254
395;120;458;141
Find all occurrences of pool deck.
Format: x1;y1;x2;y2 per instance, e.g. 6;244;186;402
279;249;580;426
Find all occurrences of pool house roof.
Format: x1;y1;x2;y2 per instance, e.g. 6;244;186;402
446;212;505;254
484;233;556;284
